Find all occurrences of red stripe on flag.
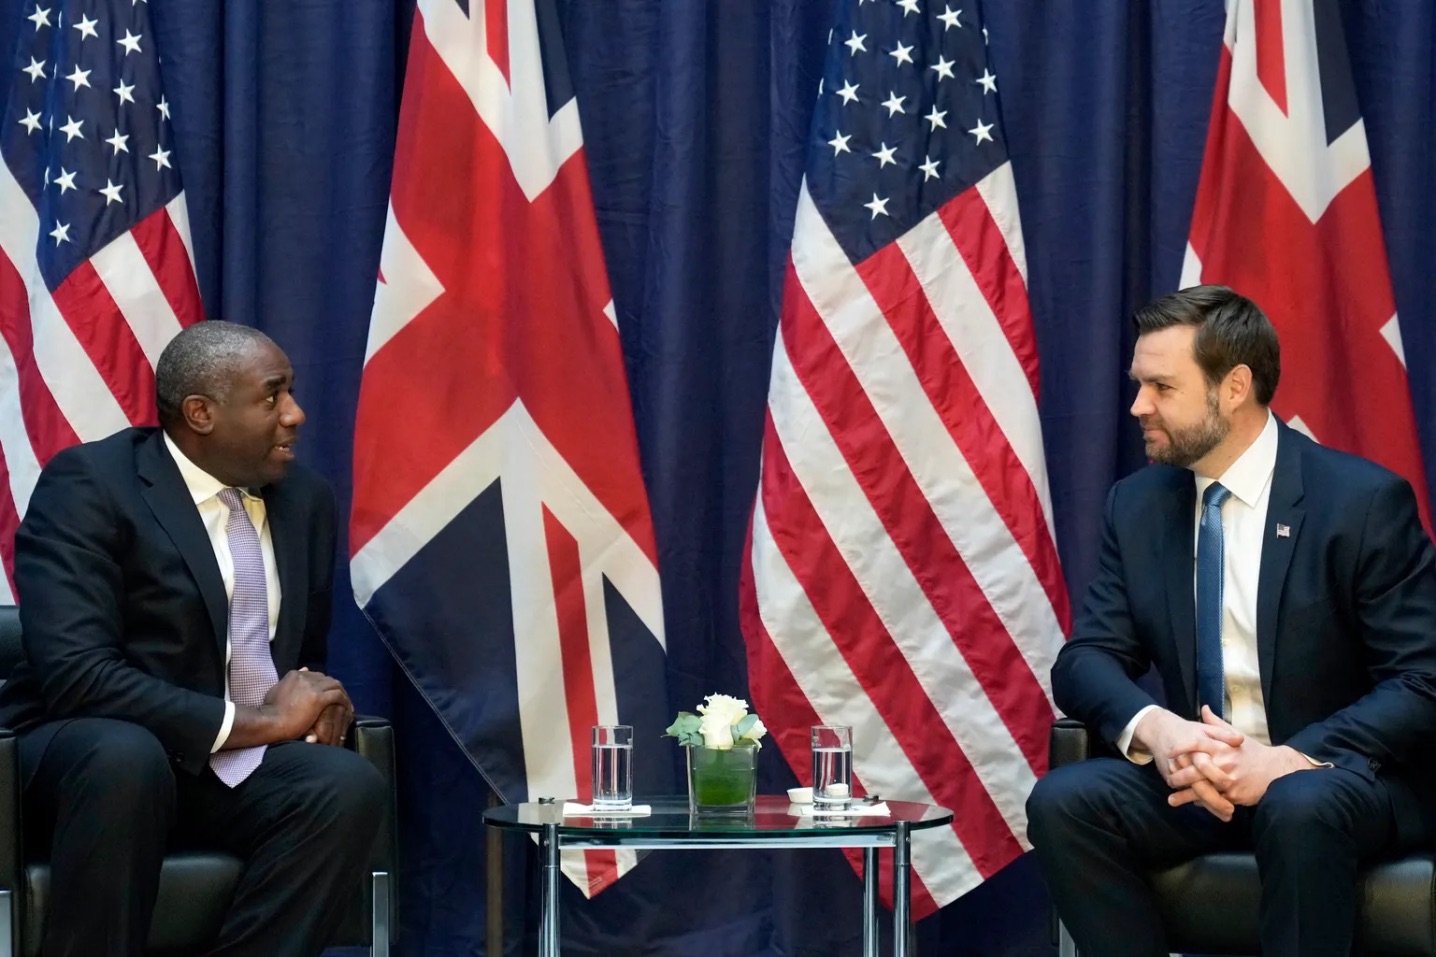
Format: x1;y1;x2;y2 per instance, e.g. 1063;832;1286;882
129;208;204;329
49;263;156;427
0;442;18;593
0;251;79;465
486;0;510;86
938;190;1042;398
1188;54;1430;529
737;539;943;918
856;234;1071;631
351;21;656;566
543;506;618;889
1253;0;1288;115
781;274;1052;773
759;418;1028;873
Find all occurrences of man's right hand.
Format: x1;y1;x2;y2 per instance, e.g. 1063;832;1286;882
1133;707;1244;822
226;670;352;748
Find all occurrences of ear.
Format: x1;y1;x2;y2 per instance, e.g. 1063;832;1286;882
181;394;216;435
1224;364;1254;409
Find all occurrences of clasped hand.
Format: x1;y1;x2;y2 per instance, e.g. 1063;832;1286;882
263;667;354;746
1135;706;1311;821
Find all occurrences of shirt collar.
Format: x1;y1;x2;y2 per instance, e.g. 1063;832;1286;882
161;431;254;507
1193;411;1278;508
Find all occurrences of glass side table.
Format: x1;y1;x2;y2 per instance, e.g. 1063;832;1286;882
483;795;954;957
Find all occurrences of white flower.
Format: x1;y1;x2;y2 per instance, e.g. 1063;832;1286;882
739;716;767;744
699;710;735;749
697;694;749;750
697;694;748;727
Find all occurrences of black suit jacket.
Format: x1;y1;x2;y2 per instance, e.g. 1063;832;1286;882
1053;421;1436;836
0;427;337;778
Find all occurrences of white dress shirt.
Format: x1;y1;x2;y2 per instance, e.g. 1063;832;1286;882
163;433;282;752
1117;412;1279;761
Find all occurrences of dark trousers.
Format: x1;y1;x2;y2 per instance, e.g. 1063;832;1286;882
1027;756;1403;957
20;717;386;957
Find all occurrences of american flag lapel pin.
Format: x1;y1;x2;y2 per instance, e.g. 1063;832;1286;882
1276;523;1290;538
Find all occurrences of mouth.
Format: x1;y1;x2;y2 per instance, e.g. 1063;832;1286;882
273;440;296;459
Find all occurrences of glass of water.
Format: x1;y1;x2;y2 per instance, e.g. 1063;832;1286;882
811;725;853;809
591;725;633;811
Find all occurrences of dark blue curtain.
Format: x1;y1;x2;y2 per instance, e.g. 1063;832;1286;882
4;0;1435;954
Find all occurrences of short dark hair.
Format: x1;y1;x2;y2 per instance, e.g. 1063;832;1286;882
1132;285;1281;405
155;321;275;428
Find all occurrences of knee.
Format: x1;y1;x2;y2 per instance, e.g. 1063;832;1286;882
65;718;170;793
1027;765;1095;848
62;720;174;807
300;748;387;833
1254;772;1354;839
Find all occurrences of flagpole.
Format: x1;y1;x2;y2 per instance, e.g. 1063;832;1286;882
486;789;504;954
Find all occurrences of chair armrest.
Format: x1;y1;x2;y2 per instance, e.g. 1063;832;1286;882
1049;717;1092;769
348;715;398;877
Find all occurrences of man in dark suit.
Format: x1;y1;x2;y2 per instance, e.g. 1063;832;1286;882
0;321;385;956
1027;285;1436;957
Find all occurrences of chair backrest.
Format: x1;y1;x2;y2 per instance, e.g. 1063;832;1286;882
0;606;22;679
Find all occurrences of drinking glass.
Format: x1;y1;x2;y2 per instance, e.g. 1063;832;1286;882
591;725;633;811
811;725;853;809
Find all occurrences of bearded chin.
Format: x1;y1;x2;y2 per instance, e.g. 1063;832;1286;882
1151;408;1229;469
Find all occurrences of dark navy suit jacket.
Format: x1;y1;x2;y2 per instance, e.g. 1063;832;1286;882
1053;420;1436;840
0;427;336;780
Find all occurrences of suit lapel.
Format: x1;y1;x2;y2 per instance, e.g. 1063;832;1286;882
1162;473;1199;717
138;432;228;655
262;480;306;657
1256;425;1305;704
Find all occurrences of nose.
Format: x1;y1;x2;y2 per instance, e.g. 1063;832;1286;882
1130;386;1153;419
281;392;306;427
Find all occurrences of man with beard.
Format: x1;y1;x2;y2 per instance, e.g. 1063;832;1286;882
1026;285;1436;957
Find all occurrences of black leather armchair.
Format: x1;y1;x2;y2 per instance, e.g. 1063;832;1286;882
1049;717;1436;956
0;607;398;957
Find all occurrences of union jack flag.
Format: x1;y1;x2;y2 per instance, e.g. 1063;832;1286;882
350;0;669;895
0;0;200;590
1182;0;1430;526
740;0;1068;915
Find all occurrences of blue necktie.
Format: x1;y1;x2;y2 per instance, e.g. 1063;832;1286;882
1196;482;1231;719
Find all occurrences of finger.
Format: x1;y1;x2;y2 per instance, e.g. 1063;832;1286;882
1188;751;1234;788
1166;766;1205;789
1190;780;1234;820
1167;787;1202;807
1170;735;1238;759
1199;707;1245;743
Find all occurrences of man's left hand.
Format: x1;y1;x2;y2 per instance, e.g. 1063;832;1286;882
1166;706;1315;807
298;668;354;746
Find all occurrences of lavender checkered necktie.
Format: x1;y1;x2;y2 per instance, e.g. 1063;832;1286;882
209;488;279;786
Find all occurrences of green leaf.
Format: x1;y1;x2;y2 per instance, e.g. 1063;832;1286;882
734;714;759;738
664;712;701;740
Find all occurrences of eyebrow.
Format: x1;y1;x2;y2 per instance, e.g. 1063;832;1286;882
1127;371;1173;384
260;373;290;389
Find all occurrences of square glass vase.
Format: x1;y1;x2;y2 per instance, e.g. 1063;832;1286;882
686;743;758;815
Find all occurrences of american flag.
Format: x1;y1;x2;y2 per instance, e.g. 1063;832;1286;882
739;0;1069;915
1182;0;1430;527
349;0;668;896
0;0;200;593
